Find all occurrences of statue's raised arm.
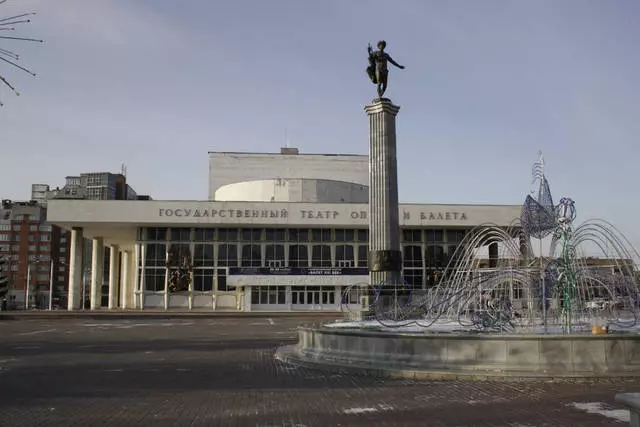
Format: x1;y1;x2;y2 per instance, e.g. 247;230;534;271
365;40;405;99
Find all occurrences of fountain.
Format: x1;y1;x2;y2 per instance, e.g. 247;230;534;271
276;154;640;379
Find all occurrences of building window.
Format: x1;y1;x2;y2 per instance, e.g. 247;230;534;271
12;224;21;231
39;254;50;261
13;215;23;222
0;244;9;252
402;229;423;243
11;245;19;251
335;245;355;267
170;228;191;242
194;229;215;242
217;228;238;242
28;245;36;252
334;229;355;242
193;244;214;267
13;235;20;242
58;276;65;282
58;266;65;272
0;224;9;231
288;228;309;242
36;273;49;282
146;228;167;241
291;286;335;305
217;244;238;267
426;246;445;268
193;269;214;292
144;243;167;267
39;235;50;242
39;225;52;232
241;244;262;267
265;244;285;265
289;245;308;267
0;234;8;242
241;228;262;242
251;286;286;305
60;247;66;253
216;269;228;291
403;245;423;267
426;230;444;244
311;245;331;267
10;264;18;271
28;235;35;242
357;245;369;267
265;228;286;242
403;269;424;289
39;245;51;252
29;225;38;231
357;229;369;242
310;228;332;243
144;269;166;291
447;229;466;244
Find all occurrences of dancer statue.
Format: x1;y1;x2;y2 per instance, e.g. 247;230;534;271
366;40;405;99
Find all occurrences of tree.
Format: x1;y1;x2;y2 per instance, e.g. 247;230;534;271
0;255;8;299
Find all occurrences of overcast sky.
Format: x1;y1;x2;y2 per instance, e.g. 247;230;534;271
2;0;639;247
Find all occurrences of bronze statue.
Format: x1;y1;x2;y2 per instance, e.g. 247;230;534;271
367;40;405;99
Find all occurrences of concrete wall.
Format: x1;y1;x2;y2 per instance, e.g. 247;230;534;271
287;327;640;378
208;152;368;200
214;179;368;203
47;200;523;229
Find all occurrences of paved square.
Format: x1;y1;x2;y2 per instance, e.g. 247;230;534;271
0;316;637;426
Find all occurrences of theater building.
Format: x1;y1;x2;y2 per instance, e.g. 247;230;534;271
46;149;521;312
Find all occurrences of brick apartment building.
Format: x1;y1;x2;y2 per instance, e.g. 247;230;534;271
0;172;150;309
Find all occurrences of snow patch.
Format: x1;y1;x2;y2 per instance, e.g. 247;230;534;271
343;404;394;414
569;402;629;423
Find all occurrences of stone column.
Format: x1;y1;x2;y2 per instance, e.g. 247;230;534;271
90;237;104;310
365;98;402;285
108;245;120;309
67;227;83;311
120;250;131;309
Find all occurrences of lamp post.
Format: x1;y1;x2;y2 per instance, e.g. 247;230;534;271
24;263;31;310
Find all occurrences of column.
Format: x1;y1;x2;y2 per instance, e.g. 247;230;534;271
108;245;120;310
120;250;131;309
90;237;104;310
365;98;402;285
489;242;499;268
67;227;83;311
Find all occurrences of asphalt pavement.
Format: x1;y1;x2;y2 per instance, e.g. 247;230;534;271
0;316;638;426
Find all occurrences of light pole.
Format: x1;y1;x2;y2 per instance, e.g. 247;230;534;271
24;263;31;310
48;259;54;311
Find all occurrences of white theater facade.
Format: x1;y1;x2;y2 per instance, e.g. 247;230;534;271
46;150;522;312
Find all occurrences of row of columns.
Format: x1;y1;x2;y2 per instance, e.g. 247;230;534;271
67;227;134;311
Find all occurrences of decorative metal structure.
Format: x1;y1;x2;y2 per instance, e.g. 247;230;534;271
0;0;42;106
340;154;640;334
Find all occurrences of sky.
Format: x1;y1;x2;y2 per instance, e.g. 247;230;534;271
1;0;640;248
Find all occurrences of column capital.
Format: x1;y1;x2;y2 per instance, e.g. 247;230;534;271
364;98;400;116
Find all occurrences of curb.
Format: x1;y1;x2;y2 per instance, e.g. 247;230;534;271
0;311;342;321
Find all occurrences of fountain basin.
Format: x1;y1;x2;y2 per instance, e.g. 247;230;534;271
276;326;640;379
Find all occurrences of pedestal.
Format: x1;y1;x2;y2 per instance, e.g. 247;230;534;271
365;98;402;285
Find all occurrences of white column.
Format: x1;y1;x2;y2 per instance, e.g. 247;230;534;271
108;245;120;310
67;227;83;311
120;250;131;309
90;237;104;310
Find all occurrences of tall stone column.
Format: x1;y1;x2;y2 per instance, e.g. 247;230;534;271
67;227;84;311
108;245;120;310
120;250;131;309
90;237;104;310
365;98;402;285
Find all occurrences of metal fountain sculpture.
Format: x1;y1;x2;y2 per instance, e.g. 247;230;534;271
341;153;640;334
0;0;42;106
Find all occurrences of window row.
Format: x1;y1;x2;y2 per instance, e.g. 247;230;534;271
143;243;370;268
141;268;230;292
141;228;470;244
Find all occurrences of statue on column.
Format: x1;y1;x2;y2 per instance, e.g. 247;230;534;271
366;40;405;99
